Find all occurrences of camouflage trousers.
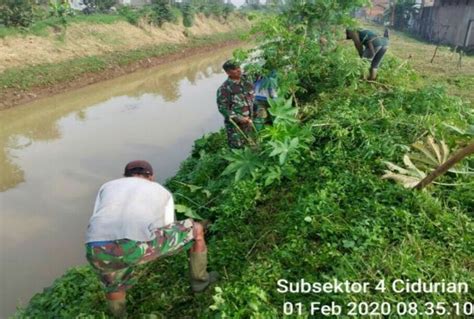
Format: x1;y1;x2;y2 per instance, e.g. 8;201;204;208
85;219;194;293
224;121;253;149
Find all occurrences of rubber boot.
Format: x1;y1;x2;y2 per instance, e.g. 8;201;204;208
107;299;127;318
368;68;378;81
189;251;219;292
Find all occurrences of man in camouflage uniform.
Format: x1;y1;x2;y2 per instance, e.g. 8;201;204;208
85;160;218;317
217;60;255;148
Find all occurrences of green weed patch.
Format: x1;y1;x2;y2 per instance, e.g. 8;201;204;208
14;4;473;318
17;48;473;318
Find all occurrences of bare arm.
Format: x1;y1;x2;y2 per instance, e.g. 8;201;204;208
351;32;364;58
367;41;376;57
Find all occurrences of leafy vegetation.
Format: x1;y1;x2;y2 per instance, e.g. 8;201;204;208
149;0;177;26
0;0;35;27
47;0;75;26
84;0;117;12
0;0;240;36
15;0;473;318
181;3;195;28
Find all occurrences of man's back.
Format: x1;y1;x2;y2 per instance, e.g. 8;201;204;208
359;29;388;48
86;177;173;243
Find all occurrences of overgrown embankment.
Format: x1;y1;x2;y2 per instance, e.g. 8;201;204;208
0;14;251;109
16;12;473;319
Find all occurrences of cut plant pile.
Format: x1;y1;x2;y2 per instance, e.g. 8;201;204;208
15;9;473;319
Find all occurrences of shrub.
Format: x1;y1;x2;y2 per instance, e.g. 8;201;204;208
82;0;116;13
181;3;194;27
150;0;175;26
94;0;116;11
48;0;75;24
0;0;35;27
118;6;140;25
222;3;235;20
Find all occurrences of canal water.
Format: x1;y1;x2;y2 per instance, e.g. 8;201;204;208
0;46;237;317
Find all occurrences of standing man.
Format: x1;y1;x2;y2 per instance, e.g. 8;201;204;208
346;28;389;81
85;160;218;317
217;60;255;148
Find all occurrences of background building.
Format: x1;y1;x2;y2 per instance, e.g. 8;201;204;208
417;0;474;50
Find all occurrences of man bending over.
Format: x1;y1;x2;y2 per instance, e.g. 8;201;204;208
85;160;218;317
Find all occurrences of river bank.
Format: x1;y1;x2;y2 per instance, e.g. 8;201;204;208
0;14;250;109
1;44;241;318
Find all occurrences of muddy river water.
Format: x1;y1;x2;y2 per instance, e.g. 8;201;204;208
0;46;238;317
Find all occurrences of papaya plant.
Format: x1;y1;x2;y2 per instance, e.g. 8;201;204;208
383;136;474;188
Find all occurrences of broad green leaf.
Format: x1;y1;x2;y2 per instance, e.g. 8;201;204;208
268;97;298;125
443;123;474;137
264;166;281;186
175;204;203;220
342;240;355;248
175;181;202;193
222;148;264;181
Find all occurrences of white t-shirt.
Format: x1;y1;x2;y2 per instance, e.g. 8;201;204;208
85;177;175;243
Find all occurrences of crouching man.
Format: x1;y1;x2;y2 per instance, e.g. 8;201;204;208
85;160;218;317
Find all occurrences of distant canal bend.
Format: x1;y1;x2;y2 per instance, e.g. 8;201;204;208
0;46;239;317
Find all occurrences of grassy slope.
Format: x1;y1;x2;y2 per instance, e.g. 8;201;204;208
0;13;250;94
15;29;473;318
0;14;126;38
0;32;245;91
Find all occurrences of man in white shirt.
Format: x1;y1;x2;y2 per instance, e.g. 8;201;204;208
85;160;217;317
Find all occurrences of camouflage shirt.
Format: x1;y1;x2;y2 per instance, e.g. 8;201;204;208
216;75;255;124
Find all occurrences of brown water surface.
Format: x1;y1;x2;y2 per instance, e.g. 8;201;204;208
0;46;236;317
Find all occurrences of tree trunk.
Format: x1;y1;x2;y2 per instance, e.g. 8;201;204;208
415;141;474;190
